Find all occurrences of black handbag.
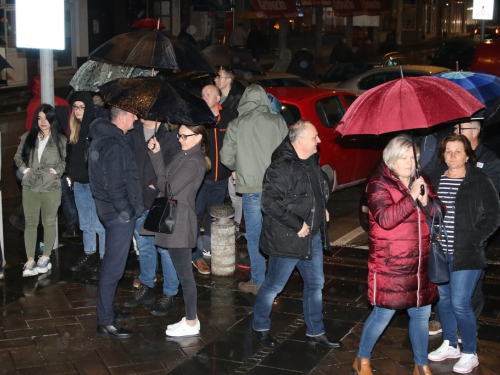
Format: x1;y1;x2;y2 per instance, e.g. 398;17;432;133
143;182;178;234
427;201;449;284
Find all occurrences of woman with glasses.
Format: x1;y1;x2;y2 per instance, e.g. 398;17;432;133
427;134;500;373
14;104;67;277
67;92;106;275
145;124;210;337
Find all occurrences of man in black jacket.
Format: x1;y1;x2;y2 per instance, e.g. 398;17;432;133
252;120;341;349
88;107;144;339
193;85;237;266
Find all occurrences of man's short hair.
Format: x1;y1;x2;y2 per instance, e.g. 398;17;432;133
289;119;312;143
218;67;235;80
110;106;128;121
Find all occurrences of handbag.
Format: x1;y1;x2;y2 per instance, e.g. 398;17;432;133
427;200;449;284
143;182;178;234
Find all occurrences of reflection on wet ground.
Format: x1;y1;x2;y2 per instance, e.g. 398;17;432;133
1;194;500;375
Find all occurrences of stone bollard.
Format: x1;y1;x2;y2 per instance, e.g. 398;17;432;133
210;205;236;276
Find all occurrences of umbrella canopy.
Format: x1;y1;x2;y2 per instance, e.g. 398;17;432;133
484;96;500;127
131;18;166;30
435;71;500;108
203;44;264;75
98;77;217;125
70;60;155;92
0;54;12;72
337;76;485;136
89;29;215;73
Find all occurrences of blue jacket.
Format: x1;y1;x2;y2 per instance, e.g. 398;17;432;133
88;118;144;222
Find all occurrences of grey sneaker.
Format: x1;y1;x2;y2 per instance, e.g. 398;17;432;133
22;260;39;277
36;256;52;274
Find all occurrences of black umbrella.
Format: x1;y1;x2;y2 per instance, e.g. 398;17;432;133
89;29;215;73
0;54;12;72
484;96;500;127
98;77;216;125
203;44;264;75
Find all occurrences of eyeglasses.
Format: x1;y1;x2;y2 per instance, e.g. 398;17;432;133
72;105;85;111
454;126;475;132
177;133;197;140
215;76;231;80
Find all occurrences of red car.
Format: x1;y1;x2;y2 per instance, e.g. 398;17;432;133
266;87;384;192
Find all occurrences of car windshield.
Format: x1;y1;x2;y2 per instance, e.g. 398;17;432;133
315;96;346;128
250;78;315;88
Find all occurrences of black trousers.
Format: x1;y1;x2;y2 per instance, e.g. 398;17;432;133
97;217;135;325
168;248;197;320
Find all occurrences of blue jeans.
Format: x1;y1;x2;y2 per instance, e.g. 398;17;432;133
437;254;482;354
74;182;105;258
358;304;431;365
135;210;179;296
242;193;266;286
253;233;325;336
61;175;78;231
97;217;135;325
194;178;228;258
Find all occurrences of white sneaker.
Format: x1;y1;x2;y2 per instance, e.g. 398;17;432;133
428;340;461;361
36;256;52;274
453;353;479;373
22;260;39;277
202;249;211;257
165;317;200;337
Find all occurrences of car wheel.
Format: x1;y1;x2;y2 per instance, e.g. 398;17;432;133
359;193;369;232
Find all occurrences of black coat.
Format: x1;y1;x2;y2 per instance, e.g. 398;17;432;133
88;118;144;223
429;164;500;271
66;91;95;183
222;85;244;111
205;107;236;182
260;137;330;259
129;122;181;208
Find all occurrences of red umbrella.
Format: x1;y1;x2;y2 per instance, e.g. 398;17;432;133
131;18;166;30
337;76;485;136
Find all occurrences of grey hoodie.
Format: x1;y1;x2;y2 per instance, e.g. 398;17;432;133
220;85;288;194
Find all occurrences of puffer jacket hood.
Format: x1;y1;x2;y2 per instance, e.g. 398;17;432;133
30;76;41;97
237;84;276;117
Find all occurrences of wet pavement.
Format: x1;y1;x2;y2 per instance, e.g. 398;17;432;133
1;71;500;374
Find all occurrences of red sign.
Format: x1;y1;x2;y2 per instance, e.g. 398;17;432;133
359;0;391;15
250;0;299;19
331;0;364;17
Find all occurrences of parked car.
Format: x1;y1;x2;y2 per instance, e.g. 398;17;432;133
428;41;476;70
166;71;315;96
315;62;381;88
329;65;450;95
470;39;500;77
265;87;386;192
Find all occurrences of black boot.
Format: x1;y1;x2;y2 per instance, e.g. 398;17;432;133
122;284;155;308
150;295;178;316
90;259;102;281
70;253;96;272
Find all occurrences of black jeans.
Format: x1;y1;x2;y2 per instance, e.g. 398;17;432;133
97;217;135;325
168;248;197;320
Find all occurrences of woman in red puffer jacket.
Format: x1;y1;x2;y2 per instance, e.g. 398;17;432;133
352;134;444;375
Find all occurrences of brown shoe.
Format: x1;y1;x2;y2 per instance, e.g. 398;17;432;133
352;357;373;375
238;281;260;295
429;320;442;335
192;259;210;275
413;365;432;375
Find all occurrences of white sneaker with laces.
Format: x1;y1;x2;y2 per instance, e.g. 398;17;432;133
453;353;479;373
165;317;200;337
202;249;211;257
36;256;52;274
428;340;461;361
23;260;39;277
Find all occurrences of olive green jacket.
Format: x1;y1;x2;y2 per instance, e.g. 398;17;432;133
14;132;67;192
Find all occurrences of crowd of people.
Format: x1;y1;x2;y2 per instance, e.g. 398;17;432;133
7;36;500;374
